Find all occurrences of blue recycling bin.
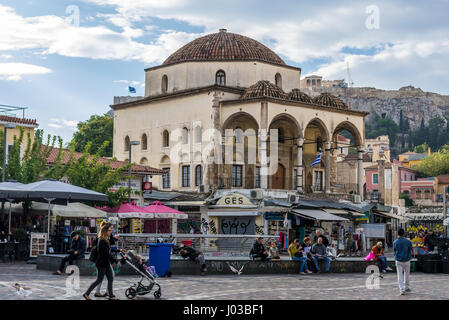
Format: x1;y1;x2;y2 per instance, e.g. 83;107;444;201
147;243;173;277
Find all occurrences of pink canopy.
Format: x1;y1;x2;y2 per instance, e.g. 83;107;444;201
143;201;188;219
98;202;154;219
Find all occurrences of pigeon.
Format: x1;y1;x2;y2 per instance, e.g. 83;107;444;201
13;283;32;298
227;262;246;275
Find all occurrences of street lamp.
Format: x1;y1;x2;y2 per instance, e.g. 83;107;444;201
2;123;16;182
128;140;140;202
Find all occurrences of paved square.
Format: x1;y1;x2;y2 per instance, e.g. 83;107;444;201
0;262;448;300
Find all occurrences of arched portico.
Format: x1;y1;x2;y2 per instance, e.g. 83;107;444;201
332;121;365;198
303;118;330;193
268;113;301;190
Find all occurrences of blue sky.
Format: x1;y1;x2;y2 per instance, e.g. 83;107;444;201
1;0;448;143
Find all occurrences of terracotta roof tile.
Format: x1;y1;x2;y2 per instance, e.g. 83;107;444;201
45;147;166;174
241;80;287;99
0;115;38;126
163;29;286;66
313;92;349;110
286;89;313;103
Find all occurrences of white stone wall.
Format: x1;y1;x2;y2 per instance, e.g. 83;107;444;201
145;61;301;96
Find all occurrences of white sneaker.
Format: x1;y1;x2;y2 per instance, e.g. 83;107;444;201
382;270;386;273
386;267;393;271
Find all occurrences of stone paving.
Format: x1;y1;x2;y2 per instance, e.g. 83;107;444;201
0;262;448;300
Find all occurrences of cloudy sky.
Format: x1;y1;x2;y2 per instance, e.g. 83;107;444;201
1;0;448;143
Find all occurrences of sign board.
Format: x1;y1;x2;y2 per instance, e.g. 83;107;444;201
264;212;285;221
444;218;449;226
30;233;47;258
359;223;386;238
108;179;141;192
355;211;370;221
216;193;254;207
142;181;152;196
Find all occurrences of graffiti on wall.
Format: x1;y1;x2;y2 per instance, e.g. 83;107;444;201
219;217;254;235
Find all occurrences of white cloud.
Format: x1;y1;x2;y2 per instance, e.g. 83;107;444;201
0;62;52;81
48;118;79;131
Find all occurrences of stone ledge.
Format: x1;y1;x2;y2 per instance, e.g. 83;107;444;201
37;255;409;276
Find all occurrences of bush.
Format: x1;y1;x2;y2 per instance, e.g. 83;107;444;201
399;193;414;207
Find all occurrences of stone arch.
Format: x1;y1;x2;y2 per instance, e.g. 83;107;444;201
160;155;170;164
268;113;302;140
140;157;148;165
221;112;259;189
161;75;168;93
332;121;363;148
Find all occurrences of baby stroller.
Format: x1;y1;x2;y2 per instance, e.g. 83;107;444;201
120;251;162;299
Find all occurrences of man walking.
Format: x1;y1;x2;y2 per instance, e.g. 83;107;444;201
393;228;413;295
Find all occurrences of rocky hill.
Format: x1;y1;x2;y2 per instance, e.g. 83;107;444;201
302;85;449;129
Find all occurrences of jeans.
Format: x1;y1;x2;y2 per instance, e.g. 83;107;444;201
85;264;114;297
58;254;79;272
312;256;331;272
252;253;269;261
292;256;309;272
378;256;388;271
95;263;115;294
396;260;410;293
195;254;207;271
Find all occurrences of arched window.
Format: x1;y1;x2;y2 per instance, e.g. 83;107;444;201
161;75;168;93
195;164;202;186
215;70;226;86
275;73;282;89
182;127;189;145
141;134;148;150
162;130;169;147
124;136;130;152
140;157;148;165
194;126;202;143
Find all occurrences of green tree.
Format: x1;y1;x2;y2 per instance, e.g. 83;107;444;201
413;142;429;154
2;128;64;183
414;148;449;176
65;141;131;207
71;114;113;157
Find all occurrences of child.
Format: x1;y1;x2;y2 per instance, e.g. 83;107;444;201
268;241;280;260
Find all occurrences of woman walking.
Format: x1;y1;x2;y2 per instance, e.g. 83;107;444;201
83;222;119;300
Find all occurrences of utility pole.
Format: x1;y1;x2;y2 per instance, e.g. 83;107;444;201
444;186;448;237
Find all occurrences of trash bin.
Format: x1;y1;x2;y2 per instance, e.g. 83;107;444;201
423;260;442;273
147;243;173;277
442;261;449;274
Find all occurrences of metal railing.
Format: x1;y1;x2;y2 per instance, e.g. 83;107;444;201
88;233;280;256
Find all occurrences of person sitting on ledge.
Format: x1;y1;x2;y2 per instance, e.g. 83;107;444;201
268;241;281;260
250;237;269;261
179;245;207;275
54;231;85;275
288;239;312;274
311;237;331;273
372;241;393;273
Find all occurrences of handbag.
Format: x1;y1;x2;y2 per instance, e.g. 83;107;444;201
89;238;100;262
363;251;375;261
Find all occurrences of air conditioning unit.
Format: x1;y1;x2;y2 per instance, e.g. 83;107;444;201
288;193;297;203
352;194;362;204
199;185;209;193
250;189;263;200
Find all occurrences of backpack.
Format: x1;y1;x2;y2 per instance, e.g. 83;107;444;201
89;239;100;262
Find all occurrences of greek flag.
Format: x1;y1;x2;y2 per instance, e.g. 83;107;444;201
310;152;322;167
128;86;136;93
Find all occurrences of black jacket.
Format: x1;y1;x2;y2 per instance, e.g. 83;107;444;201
180;247;201;261
424;234;437;251
69;237;85;258
95;238;118;268
251;241;266;256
